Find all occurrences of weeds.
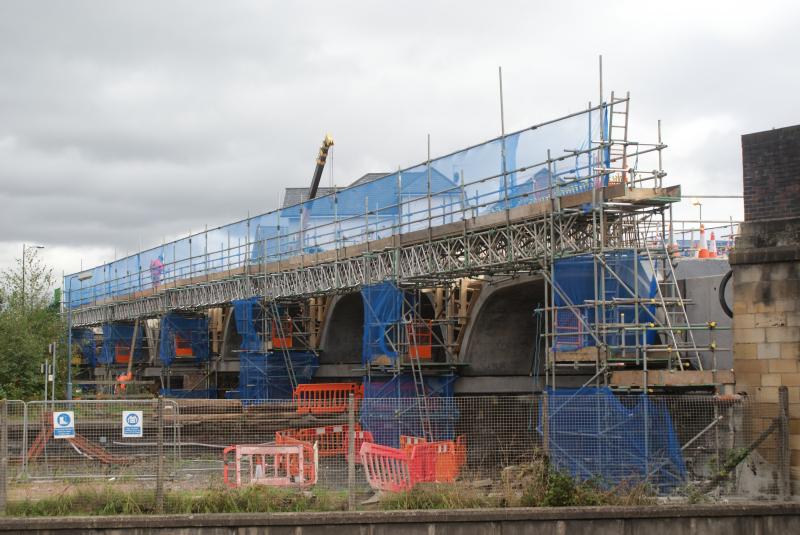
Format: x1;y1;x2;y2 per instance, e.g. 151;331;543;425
380;483;498;510
7;485;348;517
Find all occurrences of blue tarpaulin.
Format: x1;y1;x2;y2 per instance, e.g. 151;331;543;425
238;351;318;400
361;282;402;365
552;251;658;352
540;388;686;492
360;374;458;448
99;323;146;365
231;297;318;400
158;313;209;367
232;297;264;352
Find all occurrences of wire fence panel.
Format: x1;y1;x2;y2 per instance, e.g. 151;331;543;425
23;400;179;481
2;401;26;480
3;394;787;502
173;398;353;492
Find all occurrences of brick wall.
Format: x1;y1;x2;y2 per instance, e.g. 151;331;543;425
742;125;800;222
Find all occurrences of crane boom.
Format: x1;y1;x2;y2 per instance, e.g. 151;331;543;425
308;133;334;201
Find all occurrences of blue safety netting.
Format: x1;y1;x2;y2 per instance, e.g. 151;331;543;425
362;282;403;366
232;297;265;352
360;374;459;448
540;388;686;493
99;323;146;365
65;103;611;308
236;351;318;400
158;313;210;367
71;328;97;367
552;251;658;352
230;297;318;400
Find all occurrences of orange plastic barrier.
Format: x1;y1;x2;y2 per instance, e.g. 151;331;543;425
359;435;466;492
359;442;422;492
271;318;293;349
222;441;318;488
274;435;318;483
294;383;364;414
432;436;466;482
406;321;433;359
276;424;373;458
114;342;131;364
174;335;193;357
399;435;427;453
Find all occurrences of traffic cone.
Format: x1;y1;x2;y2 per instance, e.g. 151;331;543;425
708;231;718;258
697;224;709;258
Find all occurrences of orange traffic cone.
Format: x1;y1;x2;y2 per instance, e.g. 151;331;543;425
708;231;717;258
697;224;709;259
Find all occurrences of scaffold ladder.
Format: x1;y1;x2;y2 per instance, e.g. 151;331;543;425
607;91;630;183
268;300;298;390
641;241;703;371
402;304;433;441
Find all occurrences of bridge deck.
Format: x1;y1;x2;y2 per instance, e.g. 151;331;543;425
70;184;679;327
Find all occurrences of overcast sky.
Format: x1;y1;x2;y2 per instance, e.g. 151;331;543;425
1;1;798;281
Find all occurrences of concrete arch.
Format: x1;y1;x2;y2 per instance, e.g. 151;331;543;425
459;275;545;377
319;292;363;365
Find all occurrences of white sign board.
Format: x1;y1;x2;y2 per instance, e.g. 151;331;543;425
53;411;75;439
122;410;143;438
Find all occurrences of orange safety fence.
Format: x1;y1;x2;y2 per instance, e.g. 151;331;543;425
276;424;373;458
273;435;318;484
359;435;466;492
222;441;318;488
293;383;364;414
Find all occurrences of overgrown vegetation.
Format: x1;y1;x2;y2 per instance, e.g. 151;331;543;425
7;485;348;516
0;249;64;400
380;483;498;510
382;457;654;510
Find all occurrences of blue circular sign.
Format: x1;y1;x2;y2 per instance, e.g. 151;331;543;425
125;413;139;425
56;413;71;426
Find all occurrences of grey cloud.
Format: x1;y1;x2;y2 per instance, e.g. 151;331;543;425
0;0;798;275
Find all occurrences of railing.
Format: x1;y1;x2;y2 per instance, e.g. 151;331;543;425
64;98;666;309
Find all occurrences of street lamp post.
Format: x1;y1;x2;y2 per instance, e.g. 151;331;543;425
691;199;703;252
21;244;45;308
67;271;93;400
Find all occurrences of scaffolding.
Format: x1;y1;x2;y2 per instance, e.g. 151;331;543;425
536;94;732;392
62;88;736;400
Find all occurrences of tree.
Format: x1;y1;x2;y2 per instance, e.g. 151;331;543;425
0;249;62;399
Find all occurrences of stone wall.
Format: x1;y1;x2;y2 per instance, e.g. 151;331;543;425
731;124;800;492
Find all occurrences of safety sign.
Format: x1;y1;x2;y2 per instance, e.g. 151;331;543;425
53;411;75;439
122;410;143;438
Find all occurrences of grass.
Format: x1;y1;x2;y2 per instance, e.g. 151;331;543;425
380;483;499;510
7;485;348;517
381;457;654;511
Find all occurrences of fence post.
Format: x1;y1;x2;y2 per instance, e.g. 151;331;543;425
155;397;165;513
542;391;549;456
347;392;355;511
0;400;7;515
778;385;791;500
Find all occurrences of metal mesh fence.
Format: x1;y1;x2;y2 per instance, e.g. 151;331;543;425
3;401;26;480
1;394;787;502
22;399;179;481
